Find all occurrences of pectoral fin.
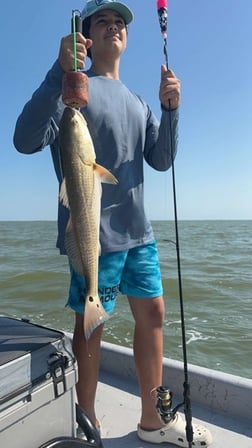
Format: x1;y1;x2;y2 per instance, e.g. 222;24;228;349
94;163;118;185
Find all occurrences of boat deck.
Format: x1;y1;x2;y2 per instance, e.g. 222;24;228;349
96;342;252;448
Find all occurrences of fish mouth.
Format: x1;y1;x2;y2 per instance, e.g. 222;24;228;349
63;106;86;126
64;106;77;118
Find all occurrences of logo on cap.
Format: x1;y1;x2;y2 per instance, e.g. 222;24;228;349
95;0;114;6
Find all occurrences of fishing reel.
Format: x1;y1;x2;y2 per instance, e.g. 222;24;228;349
156;386;183;424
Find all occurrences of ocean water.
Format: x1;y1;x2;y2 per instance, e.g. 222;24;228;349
0;220;251;379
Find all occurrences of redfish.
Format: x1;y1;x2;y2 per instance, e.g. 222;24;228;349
59;107;117;339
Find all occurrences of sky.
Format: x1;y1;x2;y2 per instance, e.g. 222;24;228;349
1;0;252;221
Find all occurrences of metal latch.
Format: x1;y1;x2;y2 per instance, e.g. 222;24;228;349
47;352;68;398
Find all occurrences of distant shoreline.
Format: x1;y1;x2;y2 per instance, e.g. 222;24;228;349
0;219;251;223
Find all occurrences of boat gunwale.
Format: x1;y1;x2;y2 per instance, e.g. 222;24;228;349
99;340;252;423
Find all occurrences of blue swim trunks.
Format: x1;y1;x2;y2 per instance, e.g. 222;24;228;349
66;240;163;315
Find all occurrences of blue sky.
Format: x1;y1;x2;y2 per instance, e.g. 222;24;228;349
1;0;251;221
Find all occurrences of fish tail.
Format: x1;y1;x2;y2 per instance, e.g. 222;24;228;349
83;294;110;340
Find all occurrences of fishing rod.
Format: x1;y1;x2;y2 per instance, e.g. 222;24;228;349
156;1;194;447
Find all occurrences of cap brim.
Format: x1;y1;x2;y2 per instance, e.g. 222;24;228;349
83;2;133;25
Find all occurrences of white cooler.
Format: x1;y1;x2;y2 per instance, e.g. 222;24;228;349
0;316;78;448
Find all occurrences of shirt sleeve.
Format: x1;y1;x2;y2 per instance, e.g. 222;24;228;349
144;105;179;171
13;60;64;154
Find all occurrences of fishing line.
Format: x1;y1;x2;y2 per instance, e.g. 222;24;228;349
156;1;194;447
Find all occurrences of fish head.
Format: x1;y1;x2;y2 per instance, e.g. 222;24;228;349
63;106;86;127
59;107;96;165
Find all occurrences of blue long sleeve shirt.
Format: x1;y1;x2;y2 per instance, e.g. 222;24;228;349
14;61;179;254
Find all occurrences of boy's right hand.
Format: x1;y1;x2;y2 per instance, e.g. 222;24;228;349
58;33;92;72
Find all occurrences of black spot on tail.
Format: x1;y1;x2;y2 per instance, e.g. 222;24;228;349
88;296;101;309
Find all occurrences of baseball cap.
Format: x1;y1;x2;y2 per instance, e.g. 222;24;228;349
82;0;133;25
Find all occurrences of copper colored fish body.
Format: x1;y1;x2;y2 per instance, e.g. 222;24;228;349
59;107;117;339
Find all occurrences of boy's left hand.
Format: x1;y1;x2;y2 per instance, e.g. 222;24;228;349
159;65;181;110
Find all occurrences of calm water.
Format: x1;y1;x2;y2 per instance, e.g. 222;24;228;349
0;220;251;379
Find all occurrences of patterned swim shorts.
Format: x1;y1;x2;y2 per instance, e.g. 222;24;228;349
66;240;163;315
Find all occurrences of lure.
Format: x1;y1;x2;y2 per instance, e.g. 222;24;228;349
157;0;168;68
157;0;168;39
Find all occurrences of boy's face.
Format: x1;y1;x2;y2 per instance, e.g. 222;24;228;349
89;9;127;59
